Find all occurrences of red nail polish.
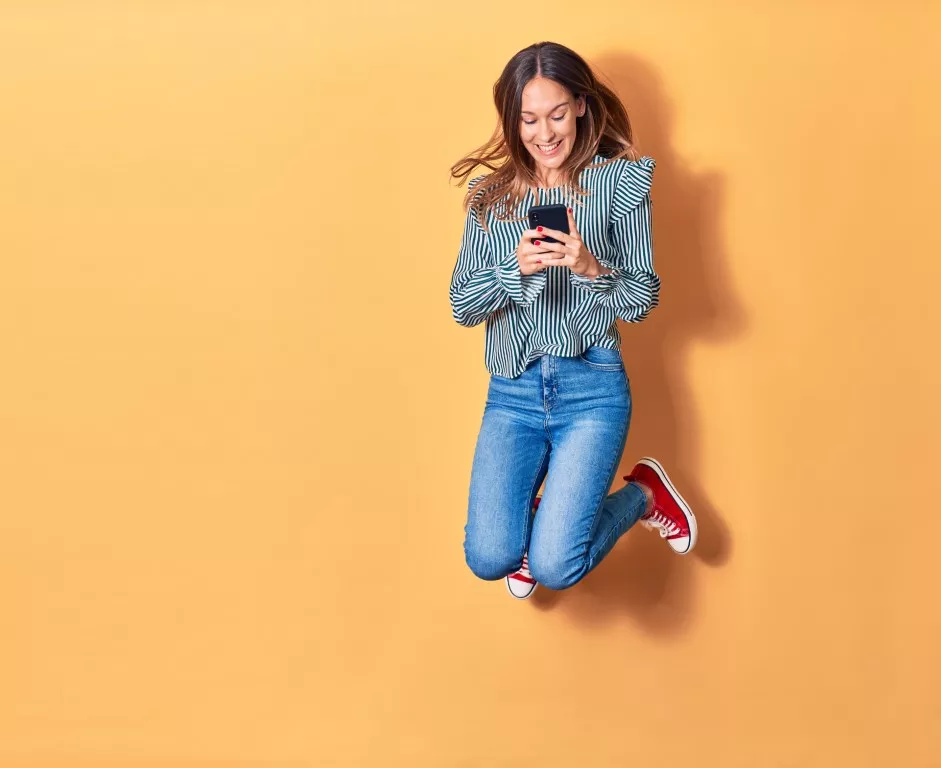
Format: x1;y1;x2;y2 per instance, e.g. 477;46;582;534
567;207;572;213
537;226;543;232
536;259;542;263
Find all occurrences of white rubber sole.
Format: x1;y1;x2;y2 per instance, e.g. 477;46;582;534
637;457;698;554
506;577;537;599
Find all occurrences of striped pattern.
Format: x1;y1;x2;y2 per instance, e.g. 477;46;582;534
449;154;660;379
508;554;535;584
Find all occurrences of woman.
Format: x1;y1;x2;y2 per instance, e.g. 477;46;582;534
449;42;697;600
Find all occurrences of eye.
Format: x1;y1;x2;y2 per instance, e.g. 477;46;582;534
523;115;566;126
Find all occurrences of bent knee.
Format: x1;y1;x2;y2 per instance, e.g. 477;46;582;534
465;545;518;581
528;552;587;591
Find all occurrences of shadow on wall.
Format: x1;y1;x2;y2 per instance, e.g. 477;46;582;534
532;53;747;634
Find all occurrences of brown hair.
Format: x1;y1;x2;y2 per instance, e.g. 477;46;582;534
450;41;639;231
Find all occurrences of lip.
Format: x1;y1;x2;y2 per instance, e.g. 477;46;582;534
536;140;563;157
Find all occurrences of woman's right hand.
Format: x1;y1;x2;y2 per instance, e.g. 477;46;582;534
515;229;560;276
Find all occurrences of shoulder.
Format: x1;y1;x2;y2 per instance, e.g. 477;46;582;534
466;174;493;213
468;173;489;196
465;174;492;228
592;154;656;216
590;153;655;187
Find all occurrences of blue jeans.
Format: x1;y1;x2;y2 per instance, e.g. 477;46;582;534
464;345;648;590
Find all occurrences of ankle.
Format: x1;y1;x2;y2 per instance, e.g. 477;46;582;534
635;481;654;515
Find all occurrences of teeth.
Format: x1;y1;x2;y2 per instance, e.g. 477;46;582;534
538;141;561;151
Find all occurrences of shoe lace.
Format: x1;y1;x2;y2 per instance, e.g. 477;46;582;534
517;554;533;579
641;510;680;539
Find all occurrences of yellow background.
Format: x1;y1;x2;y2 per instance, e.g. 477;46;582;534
1;1;939;766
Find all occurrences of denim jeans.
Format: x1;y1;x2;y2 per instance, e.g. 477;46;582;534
464;344;648;590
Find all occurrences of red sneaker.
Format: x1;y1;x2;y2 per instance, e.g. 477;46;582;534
625;458;697;555
506;553;537;599
506;495;541;599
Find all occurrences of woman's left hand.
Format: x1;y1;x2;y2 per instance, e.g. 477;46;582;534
530;208;605;278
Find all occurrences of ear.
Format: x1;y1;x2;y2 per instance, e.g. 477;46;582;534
575;94;587;117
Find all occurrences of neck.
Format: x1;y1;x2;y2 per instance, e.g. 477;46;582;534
534;166;560;188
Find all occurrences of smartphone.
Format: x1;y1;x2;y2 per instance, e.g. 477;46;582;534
527;203;569;244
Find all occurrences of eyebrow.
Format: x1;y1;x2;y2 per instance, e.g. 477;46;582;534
521;101;569;115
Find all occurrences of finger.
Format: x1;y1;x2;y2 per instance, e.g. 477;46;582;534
531;239;566;253
534;250;567;265
534;225;567;241
520;228;543;243
534;225;573;245
566;207;581;238
532;234;568;253
520;242;551;258
525;246;558;262
523;241;558;258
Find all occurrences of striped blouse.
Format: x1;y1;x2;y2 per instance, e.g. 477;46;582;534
449;153;660;379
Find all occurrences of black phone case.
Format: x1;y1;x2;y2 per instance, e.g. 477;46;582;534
527;203;569;244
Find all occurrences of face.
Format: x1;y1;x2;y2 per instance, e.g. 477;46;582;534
519;76;586;183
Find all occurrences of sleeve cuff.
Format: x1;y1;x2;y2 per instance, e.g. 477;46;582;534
568;261;622;295
496;249;547;305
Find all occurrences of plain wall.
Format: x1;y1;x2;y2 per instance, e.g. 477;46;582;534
1;1;939;766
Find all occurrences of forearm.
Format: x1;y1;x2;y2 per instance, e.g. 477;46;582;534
450;266;512;327
568;256;660;322
450;249;547;327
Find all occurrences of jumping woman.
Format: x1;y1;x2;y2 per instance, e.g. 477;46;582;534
449;41;697;600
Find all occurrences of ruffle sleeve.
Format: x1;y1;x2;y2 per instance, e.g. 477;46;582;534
568;156;661;322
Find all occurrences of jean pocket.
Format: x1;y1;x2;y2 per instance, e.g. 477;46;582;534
578;345;624;371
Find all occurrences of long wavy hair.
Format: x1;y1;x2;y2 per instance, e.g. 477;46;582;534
450;41;639;232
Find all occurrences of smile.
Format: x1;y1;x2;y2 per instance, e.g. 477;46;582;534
536;141;562;155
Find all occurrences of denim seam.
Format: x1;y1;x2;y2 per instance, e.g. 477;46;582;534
589;488;638;570
520;443;551;561
579;358;624;371
584;406;632;572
